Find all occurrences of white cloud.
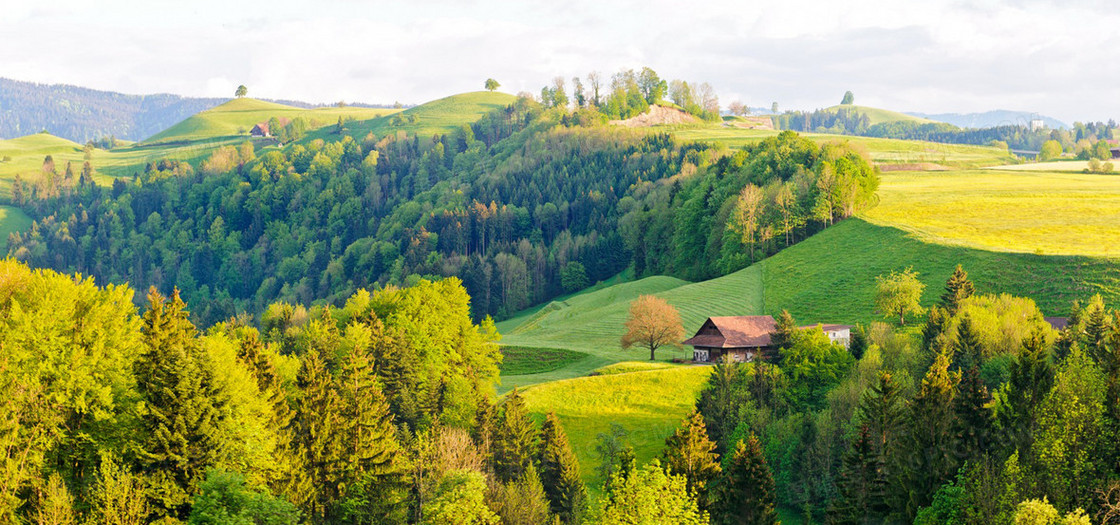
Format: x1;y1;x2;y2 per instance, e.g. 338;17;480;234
0;0;1117;122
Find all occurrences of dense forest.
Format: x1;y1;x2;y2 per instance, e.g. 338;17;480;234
773;105;1118;153
8;96;878;325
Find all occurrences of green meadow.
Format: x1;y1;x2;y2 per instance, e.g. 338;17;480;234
0;206;32;249
304;91;517;142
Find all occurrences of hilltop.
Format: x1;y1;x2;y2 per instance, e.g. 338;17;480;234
144;98;398;144
308;91;518;141
910;109;1069;130
821;104;935;125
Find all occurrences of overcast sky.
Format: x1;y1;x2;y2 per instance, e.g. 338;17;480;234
2;0;1118;123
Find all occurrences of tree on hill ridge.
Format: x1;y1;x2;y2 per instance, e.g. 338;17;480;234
235;85;247;98
842;91;855;105
485;78;500;92
620;295;684;360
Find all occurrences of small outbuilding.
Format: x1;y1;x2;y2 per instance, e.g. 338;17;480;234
684;315;854;363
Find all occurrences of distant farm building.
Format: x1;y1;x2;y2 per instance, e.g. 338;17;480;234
250;117;291;137
1111;148;1120;160
683;315;853;363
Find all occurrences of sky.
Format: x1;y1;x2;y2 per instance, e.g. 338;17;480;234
2;0;1118;124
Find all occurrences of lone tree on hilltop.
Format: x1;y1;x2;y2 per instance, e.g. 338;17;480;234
485;78;501;92
621;295;684;360
875;267;925;326
841;90;855;104
235;85;248;98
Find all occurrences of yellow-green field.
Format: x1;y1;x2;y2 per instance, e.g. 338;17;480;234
818;104;935;125
145;98;399;144
0;206;31;248
991;159;1112;172
519;365;712;498
668;127;1013;169
864;170;1120;257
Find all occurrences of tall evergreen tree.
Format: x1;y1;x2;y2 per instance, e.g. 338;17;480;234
1083;295;1113;364
952;365;993;466
695;357;747;454
712;435;778;525
663;410;722;511
135;287;226;521
827;425;889;525
896;353;959;520
539;412;587;523
856;371;905;457
939;265;975;315
996;329;1054;457
953;315;984;371
770;310;798;351
492;388;540;483
286;349;342;523
921;306;952;355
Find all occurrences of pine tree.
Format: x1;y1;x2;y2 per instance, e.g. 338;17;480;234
335;341;410;523
921;306;951;354
287;348;342;522
493;388;540;483
997;329;1054;457
539;412;587;523
134;287;226;521
896;353;959;520
695;357;747;453
712;435;778;525
953;315;984;371
952;365;993;466
827;425;889;525
856;371;904;456
770;309;798;351
1083;295;1112;364
663;410;722;511
939;265;975;315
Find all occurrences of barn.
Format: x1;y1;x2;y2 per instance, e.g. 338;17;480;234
683;315;853;363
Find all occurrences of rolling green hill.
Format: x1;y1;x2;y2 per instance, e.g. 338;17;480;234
821;104;935;126
310;91;517;142
144;98;398;144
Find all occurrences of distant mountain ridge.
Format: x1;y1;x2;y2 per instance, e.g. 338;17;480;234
0;77;392;143
907;109;1069;130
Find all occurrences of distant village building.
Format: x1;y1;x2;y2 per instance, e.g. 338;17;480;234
1029;118;1045;131
683;315;853;363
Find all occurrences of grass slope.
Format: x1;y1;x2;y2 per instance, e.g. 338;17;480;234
498;346;588;376
0;206;31;249
145;98;397;144
864;170;1120;257
311;91;517;142
518;365;712;499
669;128;1013;169
821;104;935;126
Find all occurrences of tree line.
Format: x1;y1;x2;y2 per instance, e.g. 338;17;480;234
9;97;874;325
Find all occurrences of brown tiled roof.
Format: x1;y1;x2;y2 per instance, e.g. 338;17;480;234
1045;317;1069;330
683;316;776;348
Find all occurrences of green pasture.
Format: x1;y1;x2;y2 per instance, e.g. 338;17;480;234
307;91;517;142
518;364;712;500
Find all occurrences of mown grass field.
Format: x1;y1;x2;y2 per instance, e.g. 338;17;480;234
498;346;588;376
669;127;1013;169
518;365;712;500
145;98;398;144
819;104;934;125
864;170;1120;257
305;91;516;143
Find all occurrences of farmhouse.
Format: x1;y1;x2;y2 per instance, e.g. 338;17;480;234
683;315;853;363
250;117;291;138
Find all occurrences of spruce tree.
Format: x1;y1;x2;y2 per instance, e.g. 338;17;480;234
952;365;993;466
287;348;342;522
539;412;587;523
663;410;722;511
921;306;951;354
856;371;904;456
712;435;778;525
335;341;410;523
135;287;226;521
896;353;959;520
1082;295;1112;364
939;265;975;315
770;310;798;351
493;388;540;483
953;315;984;372
827;425;889;525
997;329;1054;457
695;357;747;453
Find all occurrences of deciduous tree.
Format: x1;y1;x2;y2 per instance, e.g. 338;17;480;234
620;295;684;360
875;267;926;325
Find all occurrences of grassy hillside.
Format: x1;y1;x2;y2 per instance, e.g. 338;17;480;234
670;127;1013;169
518;365;712;498
0;206;31;248
865;170;1120;257
311;91;517;142
145;98;397;144
821;104;935;125
499;218;1120;385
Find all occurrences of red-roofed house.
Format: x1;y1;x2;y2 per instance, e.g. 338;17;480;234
684;316;853;363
